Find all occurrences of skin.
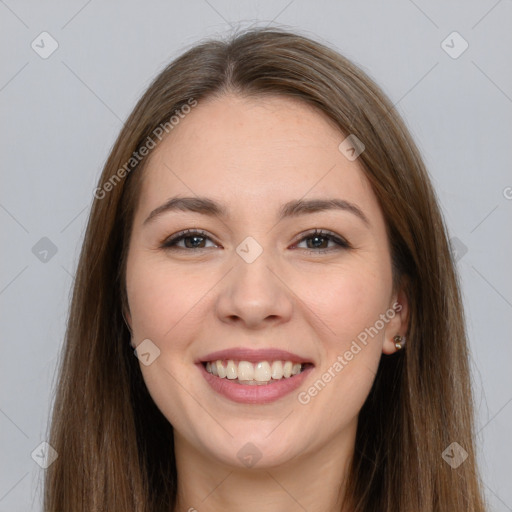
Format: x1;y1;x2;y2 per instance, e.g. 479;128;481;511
124;94;409;512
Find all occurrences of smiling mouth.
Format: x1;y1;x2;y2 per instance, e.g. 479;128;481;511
202;360;314;385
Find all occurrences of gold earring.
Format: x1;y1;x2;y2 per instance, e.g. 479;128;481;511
393;335;405;350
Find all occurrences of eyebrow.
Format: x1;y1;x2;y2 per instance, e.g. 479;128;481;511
143;196;370;227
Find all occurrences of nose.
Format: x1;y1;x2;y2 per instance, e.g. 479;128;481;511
215;252;294;330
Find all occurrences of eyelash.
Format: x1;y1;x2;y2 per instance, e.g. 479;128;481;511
160;228;351;254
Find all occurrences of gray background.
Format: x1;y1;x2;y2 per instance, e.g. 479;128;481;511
1;1;511;510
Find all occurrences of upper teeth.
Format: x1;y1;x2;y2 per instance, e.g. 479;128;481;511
205;360;303;382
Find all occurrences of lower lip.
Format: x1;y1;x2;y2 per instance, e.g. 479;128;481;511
197;363;314;404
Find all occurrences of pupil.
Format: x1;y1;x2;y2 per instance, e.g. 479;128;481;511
185;236;204;248
309;236;326;249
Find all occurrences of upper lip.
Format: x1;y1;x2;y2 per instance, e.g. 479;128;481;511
196;347;314;365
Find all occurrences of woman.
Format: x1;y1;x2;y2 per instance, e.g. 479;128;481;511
44;28;486;511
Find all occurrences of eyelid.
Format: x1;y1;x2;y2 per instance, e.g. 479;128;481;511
160;228;351;252
160;228;220;249
292;228;351;252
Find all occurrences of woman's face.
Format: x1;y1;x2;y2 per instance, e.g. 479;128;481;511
125;94;408;469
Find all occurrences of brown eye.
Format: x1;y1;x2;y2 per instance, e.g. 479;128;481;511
161;229;217;250
294;229;350;254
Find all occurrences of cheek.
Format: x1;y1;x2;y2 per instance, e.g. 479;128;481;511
296;261;391;344
125;252;207;342
294;268;391;429
125;255;209;423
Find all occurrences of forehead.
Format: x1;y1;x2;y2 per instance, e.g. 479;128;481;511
136;94;380;225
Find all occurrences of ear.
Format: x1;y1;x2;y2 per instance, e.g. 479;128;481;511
382;279;410;355
123;306;133;330
123;308;137;348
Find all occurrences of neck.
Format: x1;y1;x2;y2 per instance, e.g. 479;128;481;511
173;423;356;512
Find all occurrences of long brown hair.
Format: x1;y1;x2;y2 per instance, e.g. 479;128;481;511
44;28;486;511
